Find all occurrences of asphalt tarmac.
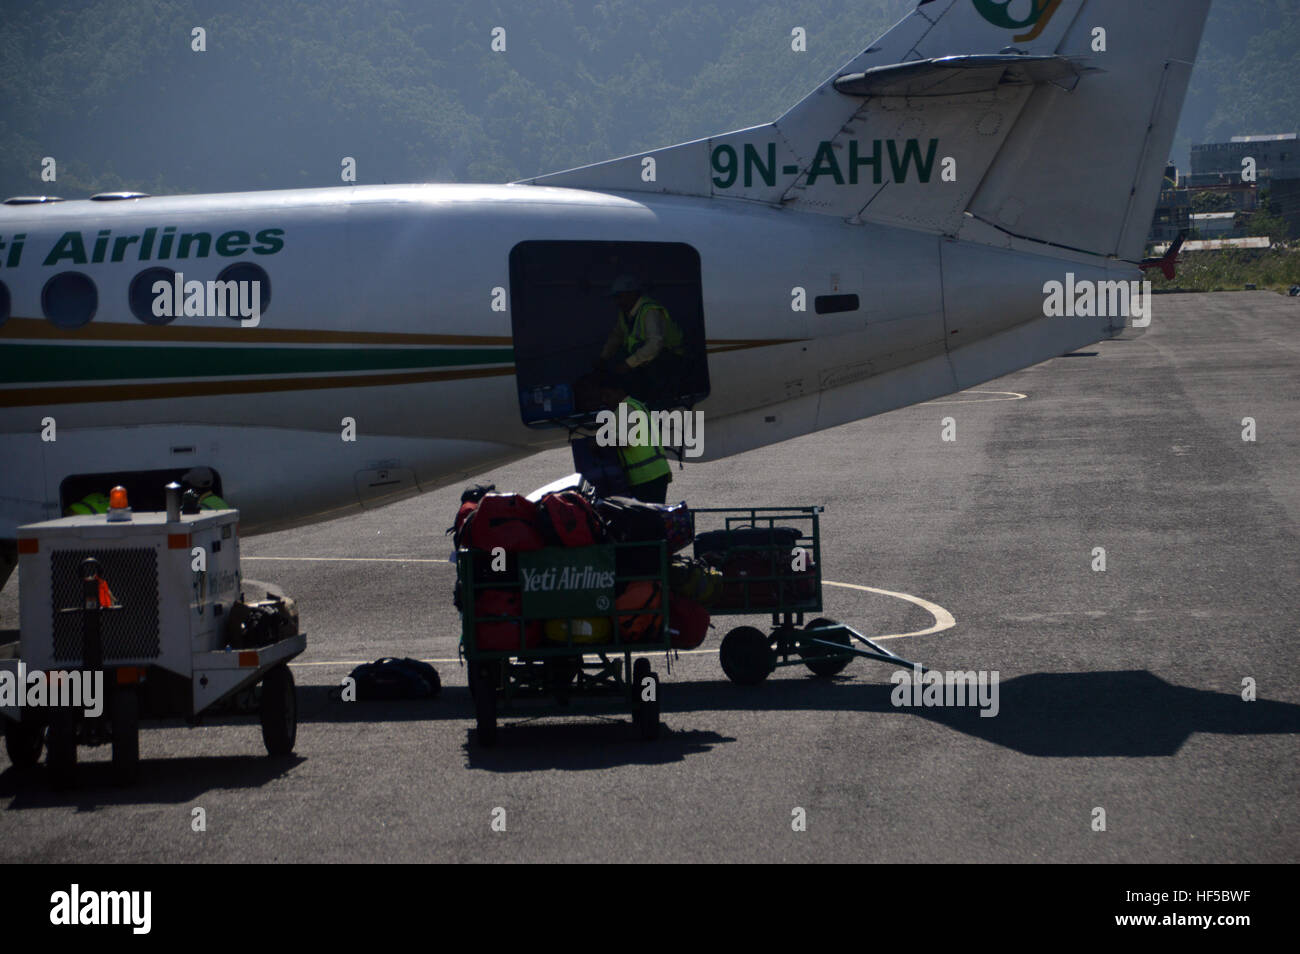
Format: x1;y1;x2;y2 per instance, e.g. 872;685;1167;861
2;291;1297;862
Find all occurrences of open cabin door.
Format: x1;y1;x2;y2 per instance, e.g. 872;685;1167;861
508;240;710;427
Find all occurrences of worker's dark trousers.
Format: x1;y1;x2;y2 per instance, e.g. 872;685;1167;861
629;475;670;504
618;354;686;409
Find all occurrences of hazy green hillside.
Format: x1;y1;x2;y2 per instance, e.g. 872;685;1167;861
0;0;1295;197
1176;0;1300;166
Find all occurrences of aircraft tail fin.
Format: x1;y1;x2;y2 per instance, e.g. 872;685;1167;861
525;0;1210;263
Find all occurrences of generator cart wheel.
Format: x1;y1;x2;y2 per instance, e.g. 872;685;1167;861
4;718;45;769
111;685;141;785
720;626;774;686
800;618;853;678
474;663;498;747
631;657;660;740
259;664;298;756
46;710;77;789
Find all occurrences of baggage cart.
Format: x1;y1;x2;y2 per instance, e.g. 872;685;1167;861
691;506;927;684
1;505;304;787
458;539;670;746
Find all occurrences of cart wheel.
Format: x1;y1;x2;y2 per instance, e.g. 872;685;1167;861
801;618;853;678
111;685;141;785
546;657;580;703
635;674;661;740
474;663;498;747
46;710;77;789
4;718;45;769
631;658;660;740
720;626;773;686
259;664;297;756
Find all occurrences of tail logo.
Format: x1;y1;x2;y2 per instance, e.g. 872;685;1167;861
971;0;1063;42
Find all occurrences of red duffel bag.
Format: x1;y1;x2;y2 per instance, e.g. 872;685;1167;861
537;490;607;547
714;549;817;610
669;595;710;650
463;493;545;552
473;589;542;650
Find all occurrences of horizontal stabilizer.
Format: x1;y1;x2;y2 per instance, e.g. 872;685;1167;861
833;54;1096;98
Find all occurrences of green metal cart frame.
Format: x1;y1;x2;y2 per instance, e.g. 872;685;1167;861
691;506;927;685
458;540;671;746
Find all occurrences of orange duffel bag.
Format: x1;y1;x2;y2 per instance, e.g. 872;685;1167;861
616;581;663;643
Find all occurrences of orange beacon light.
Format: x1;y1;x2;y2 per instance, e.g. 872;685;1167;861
106;485;132;522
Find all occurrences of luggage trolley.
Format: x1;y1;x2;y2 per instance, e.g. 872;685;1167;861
458;539;671;746
691;506;927;684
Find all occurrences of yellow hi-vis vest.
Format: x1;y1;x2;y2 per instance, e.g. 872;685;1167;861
65;492;110;516
617;397;671;486
623;297;684;358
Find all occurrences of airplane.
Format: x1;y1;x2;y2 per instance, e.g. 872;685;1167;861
0;0;1211;592
1140;233;1185;281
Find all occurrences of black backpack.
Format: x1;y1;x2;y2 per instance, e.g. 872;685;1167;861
594;496;669;543
594;496;670;577
345;658;441;701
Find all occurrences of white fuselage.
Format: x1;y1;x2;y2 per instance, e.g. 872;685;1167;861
0;183;1128;535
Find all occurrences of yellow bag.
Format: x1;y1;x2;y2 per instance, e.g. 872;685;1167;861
544;617;614;644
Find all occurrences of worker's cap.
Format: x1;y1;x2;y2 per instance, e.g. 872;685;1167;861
607;274;643;296
182;466;215;489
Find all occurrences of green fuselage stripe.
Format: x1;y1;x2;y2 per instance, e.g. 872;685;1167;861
0;343;517;383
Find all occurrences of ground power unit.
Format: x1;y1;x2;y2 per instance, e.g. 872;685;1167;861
0;501;304;786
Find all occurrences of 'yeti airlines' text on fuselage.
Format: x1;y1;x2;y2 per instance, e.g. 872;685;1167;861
0;0;1210;545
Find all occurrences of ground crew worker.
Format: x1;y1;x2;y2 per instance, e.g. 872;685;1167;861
594;378;672;504
182;466;229;510
597;275;686;407
64;491;110;516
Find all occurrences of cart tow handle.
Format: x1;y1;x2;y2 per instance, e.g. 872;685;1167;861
809;625;930;675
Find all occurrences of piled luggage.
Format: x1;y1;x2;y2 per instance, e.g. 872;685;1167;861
451;487;545;650
450;487;841;742
453;484;715;745
450;486;831;662
452;486;716;654
693;524;818;612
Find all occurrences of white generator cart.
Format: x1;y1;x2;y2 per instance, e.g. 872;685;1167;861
1;507;305;786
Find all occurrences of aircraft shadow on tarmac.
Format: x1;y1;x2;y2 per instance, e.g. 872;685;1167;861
295;671;1300;761
11;671;1286;796
666;670;1300;758
0;755;304;810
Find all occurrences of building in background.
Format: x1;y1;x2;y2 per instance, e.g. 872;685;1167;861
1190;133;1298;239
1190;211;1240;239
1190;133;1300;184
1149;163;1191;246
1148;134;1298;248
